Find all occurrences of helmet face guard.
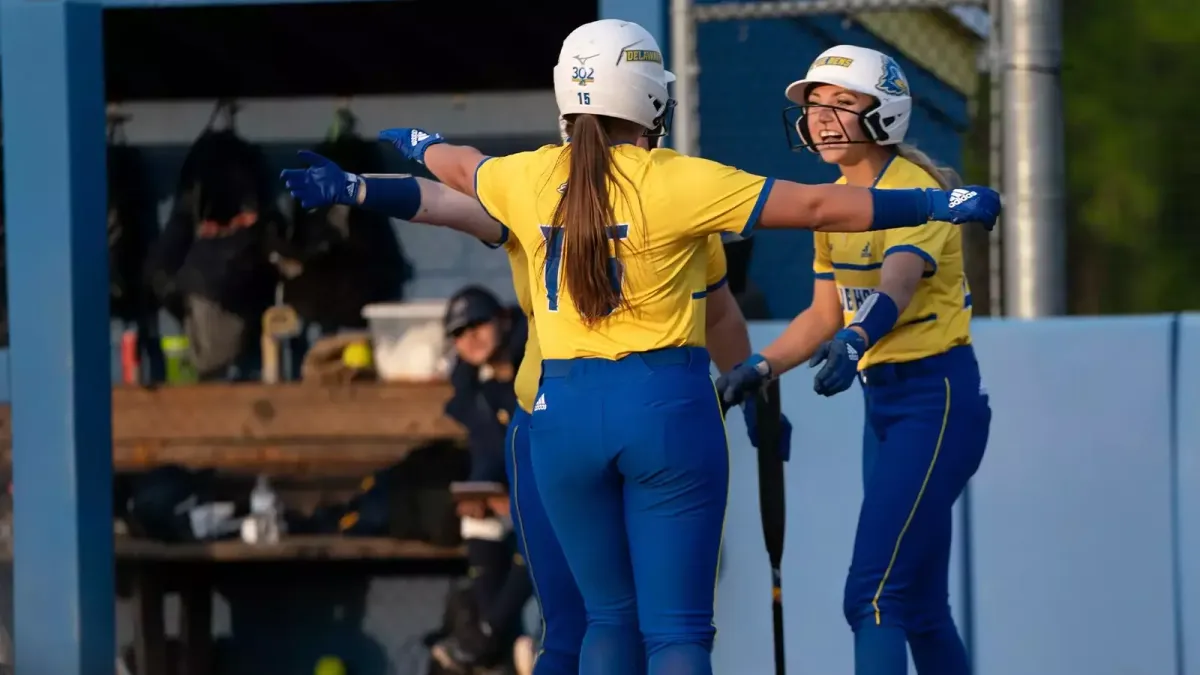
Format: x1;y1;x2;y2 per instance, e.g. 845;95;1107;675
644;98;677;143
782;97;896;154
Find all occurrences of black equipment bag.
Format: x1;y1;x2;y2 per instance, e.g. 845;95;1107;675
270;108;412;331
144;102;283;377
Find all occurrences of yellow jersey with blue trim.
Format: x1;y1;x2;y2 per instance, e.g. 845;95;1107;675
505;232;731;413
812;156;972;370
476;144;770;361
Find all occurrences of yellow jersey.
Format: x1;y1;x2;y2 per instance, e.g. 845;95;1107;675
504;233;730;413
476;144;769;360
812;156;972;370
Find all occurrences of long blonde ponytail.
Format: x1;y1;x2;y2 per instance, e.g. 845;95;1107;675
896;143;961;190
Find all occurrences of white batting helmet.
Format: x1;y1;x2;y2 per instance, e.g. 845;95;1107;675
553;19;675;134
783;45;914;151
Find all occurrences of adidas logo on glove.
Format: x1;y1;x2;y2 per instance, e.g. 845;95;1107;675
948;189;977;209
411;130;430;145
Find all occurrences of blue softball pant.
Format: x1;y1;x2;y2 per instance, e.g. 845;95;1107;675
529;346;728;675
846;345;991;674
505;405;595;675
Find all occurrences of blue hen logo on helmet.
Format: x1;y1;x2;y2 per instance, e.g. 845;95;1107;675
876;55;909;97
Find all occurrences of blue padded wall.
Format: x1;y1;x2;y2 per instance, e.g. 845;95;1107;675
968;317;1179;675
715;317;1184;675
716;322;968;674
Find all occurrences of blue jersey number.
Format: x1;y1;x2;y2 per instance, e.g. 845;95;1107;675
540;224;630;312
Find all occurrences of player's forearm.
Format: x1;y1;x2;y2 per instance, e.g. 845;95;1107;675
760;182;934;233
424;143;487;197
876;252;925;312
705;288;753;373
760;307;842;376
411;178;506;245
845;252;925;347
353;174;505;245
804;185;875;232
350;172;506;243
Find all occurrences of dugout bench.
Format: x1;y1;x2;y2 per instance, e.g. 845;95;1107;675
0;382;471;675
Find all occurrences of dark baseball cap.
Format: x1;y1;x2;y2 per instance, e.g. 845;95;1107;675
444;285;503;337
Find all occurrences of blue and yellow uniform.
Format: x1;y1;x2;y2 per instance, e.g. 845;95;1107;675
477;143;770;675
498;225;733;675
815;156;990;671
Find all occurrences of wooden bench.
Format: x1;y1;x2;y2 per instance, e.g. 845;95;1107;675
0;381;467;475
0;382;472;674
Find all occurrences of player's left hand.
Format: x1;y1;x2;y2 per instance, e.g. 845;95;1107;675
809;328;866;397
742;397;793;462
378;127;446;165
714;354;772;408
279;151;363;209
925;186;1002;230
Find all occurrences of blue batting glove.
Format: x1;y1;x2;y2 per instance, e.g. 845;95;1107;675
280;150;363;209
809;328;866;397
715;353;772;408
378;127;446;165
925;186;1002;230
742;396;793;462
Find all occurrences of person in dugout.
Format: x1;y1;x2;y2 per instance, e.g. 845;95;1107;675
437;284;534;672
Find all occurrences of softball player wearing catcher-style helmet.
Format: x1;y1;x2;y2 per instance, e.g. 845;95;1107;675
718;45;992;675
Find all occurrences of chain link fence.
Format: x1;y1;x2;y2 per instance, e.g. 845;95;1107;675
670;0;1002;315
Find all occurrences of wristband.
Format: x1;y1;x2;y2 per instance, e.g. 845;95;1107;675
746;353;772;379
868;188;931;231
849;291;900;346
361;175;422;221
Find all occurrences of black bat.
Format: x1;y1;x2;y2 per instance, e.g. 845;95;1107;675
755;379;787;675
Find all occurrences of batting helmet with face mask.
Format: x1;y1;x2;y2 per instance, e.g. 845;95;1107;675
781;45;914;153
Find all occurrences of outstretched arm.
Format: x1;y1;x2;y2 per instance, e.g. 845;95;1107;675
674;156;1001;239
349;174;505;246
757;180;963;234
375;128;486;198
423;144;488;198
281;151;502;245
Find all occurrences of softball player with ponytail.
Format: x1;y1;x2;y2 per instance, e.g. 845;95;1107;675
717;46;992;675
282;128;779;675
308;20;998;674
